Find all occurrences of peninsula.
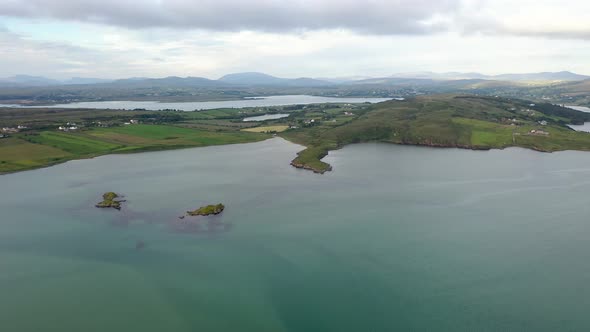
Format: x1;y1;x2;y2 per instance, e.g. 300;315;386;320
2;95;590;175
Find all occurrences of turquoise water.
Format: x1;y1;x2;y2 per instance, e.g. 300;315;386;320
2;139;590;331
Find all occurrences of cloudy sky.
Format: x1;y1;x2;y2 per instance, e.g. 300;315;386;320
0;0;589;79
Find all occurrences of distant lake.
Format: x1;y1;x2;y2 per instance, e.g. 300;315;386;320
568;123;590;133
243;113;290;122
0;95;392;111
566;105;590;113
3;139;590;330
566;106;590;132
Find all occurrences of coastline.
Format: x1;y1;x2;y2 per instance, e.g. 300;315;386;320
0;137;271;176
1;135;583;177
285;139;571;175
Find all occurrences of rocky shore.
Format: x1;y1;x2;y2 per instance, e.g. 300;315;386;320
289;140;496;175
290;160;332;174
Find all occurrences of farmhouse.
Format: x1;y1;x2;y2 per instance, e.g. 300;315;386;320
530;129;549;136
58;126;79;131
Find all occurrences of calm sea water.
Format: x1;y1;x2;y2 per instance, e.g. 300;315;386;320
2;139;590;331
0;95;391;111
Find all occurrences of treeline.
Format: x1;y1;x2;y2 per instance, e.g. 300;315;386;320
529;103;590;125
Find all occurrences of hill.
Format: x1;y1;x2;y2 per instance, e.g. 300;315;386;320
219;72;332;87
387;71;589;82
63;77;114;85
493;71;589;82
109;76;222;88
280;95;590;173
3;94;590;174
0;75;62;87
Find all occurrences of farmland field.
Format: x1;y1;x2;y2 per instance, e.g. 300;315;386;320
242;125;289;133
1;124;268;173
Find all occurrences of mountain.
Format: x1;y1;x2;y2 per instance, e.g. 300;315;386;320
0;75;62;87
0;71;587;92
389;72;488;80
219;72;332;87
349;77;442;85
63;77;114;85
109;76;221;88
315;76;373;84
492;71;589;82
0;75;112;87
219;72;284;85
288;77;333;87
386;71;589;82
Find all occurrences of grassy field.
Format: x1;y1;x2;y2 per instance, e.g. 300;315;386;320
280;95;590;173
0;137;72;173
4;96;590;175
0;124;267;173
242;125;289;133
0;104;325;173
25;131;123;154
90;125;265;147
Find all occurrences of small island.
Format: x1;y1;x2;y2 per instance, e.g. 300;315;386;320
187;203;225;216
95;192;125;210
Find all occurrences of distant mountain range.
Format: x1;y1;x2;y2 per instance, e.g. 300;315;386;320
0;75;62;87
0;75;114;87
0;71;588;89
385;71;589;82
219;72;332;87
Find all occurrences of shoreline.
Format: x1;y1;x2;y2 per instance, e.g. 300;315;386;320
0;136;583;176
285;139;568;174
0;136;273;176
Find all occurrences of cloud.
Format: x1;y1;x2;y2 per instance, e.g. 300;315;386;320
454;0;590;40
1;1;590;78
0;27;108;76
0;0;462;35
2;0;590;40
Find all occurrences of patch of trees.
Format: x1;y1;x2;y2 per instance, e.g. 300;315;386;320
531;103;590;125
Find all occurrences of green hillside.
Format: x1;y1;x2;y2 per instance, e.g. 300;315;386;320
280;95;590;173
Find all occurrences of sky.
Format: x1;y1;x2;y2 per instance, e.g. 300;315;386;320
0;0;589;79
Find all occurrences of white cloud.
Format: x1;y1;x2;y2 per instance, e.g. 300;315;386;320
0;1;590;78
2;0;590;40
0;0;460;35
